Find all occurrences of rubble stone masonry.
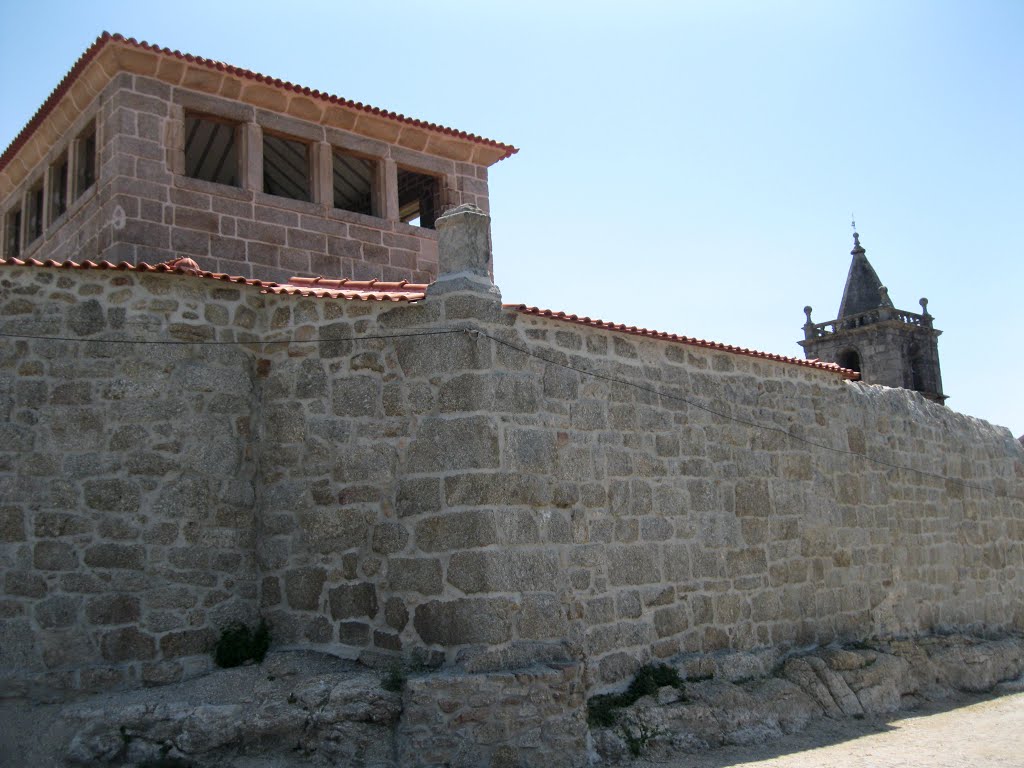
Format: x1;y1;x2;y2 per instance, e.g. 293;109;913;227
1;257;1022;697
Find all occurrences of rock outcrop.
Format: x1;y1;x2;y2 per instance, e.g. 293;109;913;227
593;633;1024;762
1;634;1021;767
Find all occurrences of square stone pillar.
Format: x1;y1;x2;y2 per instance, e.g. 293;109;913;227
67;137;81;200
40;163;52;231
166;105;186;176
380;158;398;221
19;189;29;254
240;122;263;193
426;204;500;301
312;141;333;207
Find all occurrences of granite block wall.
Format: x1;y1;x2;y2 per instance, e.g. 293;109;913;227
0;75;130;268
0;267;262;692
1;261;1022;696
110;73;453;284
256;286;1023;688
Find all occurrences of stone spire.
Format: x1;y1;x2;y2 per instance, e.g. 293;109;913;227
837;231;893;319
798;228;947;405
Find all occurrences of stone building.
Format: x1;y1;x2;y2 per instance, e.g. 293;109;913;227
1;32;1023;765
799;230;946;403
0;32;515;286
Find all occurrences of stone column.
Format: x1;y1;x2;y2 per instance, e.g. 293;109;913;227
380;158;398;221
444;172;460;211
166;105;186;176
19;189;29;254
38;165;49;232
68;137;81;200
240;122;263;193
312;141;333;208
426;204;500;301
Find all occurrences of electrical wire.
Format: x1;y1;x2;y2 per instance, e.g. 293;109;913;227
1;325;1008;496
472;329;1003;497
0;329;462;345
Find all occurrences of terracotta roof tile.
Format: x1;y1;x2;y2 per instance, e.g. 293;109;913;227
0;257;425;302
271;276;426;301
0;32;518;175
508;304;859;379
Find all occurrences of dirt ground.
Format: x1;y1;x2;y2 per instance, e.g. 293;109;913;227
634;691;1024;768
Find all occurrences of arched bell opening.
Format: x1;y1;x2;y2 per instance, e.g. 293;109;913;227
837;348;861;374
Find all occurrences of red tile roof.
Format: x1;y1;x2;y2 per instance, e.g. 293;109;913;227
508;304;859;379
0;32;518;176
0;257;425;302
274;276;426;301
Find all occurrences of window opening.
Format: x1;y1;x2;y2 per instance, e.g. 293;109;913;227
50;152;69;222
4;207;21;257
332;150;374;215
26;180;44;244
263;134;310;201
837;348;861;374
185;114;239;187
397;168;441;229
908;343;925;392
75;121;97;198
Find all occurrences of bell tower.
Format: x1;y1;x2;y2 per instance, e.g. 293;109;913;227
799;229;946;404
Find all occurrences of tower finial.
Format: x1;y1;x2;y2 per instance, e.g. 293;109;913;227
851;214;860;247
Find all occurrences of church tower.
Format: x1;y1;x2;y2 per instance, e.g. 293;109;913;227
799;229;946;404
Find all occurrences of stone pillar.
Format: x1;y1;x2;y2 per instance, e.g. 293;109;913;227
68;137;81;200
444;172;460;211
380;158;398;221
312;141;333;207
19;189;29;254
240;122;263;193
802;306;815;340
426;204;500;300
166;105;186;176
40;163;52;231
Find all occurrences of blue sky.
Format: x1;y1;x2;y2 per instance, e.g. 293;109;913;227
2;1;1021;436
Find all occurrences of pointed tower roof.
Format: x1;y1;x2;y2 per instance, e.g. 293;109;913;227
837;231;893;318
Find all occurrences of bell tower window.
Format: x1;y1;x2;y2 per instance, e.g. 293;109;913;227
837;348;861;374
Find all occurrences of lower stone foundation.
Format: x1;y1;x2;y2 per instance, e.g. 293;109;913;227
5;632;1021;768
398;664;587;768
592;633;1024;762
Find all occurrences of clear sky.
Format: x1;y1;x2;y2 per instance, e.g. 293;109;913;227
2;1;1022;437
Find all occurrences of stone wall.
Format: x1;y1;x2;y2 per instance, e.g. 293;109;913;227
467;311;1023;686
106;73;455;284
1;248;1023;695
256;281;1022;687
0;76;122;267
0;266;263;692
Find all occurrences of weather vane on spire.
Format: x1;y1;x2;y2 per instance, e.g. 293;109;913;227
851;214;857;233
